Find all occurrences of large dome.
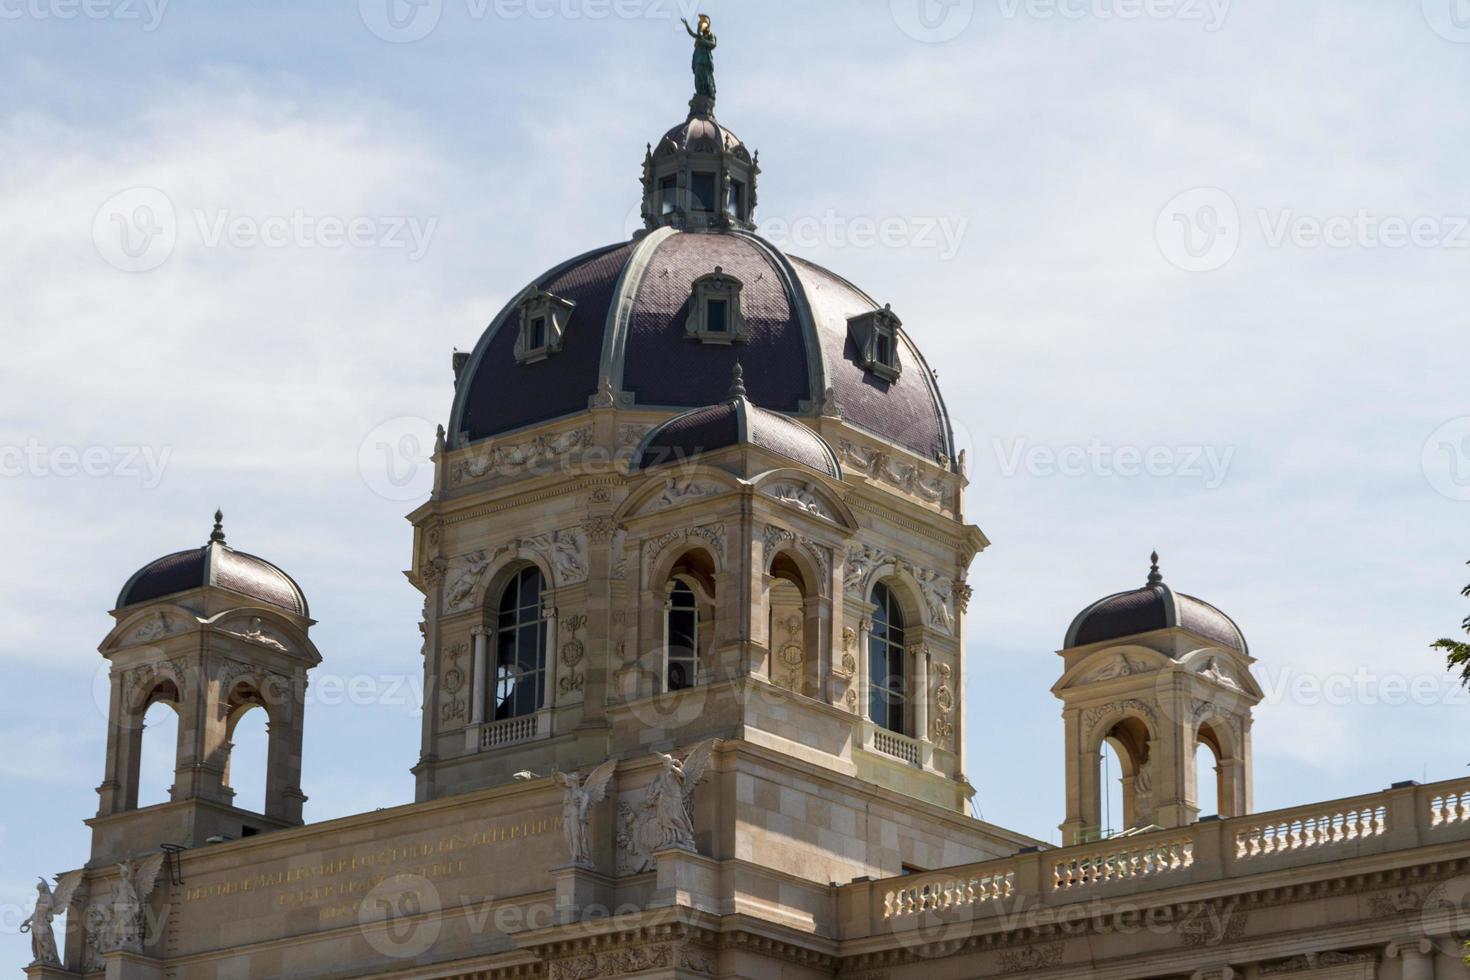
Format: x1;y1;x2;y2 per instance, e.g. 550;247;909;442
1063;554;1246;654
116;512;308;616
449;226;956;465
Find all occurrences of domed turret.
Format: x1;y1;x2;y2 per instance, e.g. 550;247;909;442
1063;552;1246;653
116;510;308;616
634;365;842;477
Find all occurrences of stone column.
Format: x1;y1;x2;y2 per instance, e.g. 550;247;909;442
469;627;489;726
910;643;929;743
1386;938;1436;980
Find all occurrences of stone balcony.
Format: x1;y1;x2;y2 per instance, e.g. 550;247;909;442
832;776;1470;973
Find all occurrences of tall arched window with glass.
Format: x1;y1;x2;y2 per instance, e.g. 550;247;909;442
493;567;547;720
868;582;907;733
667;579;700;691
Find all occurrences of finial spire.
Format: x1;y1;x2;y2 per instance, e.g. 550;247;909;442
728;361;747;400
1147;550;1162;586
210;509;226;544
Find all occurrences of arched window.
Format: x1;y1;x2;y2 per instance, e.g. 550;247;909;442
493;567;547;720
667;579;700;691
869;582;907;733
137;697;179;807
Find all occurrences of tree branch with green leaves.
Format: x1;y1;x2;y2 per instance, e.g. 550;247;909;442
1431;560;1470;689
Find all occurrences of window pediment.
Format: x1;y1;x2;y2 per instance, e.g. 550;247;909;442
514;290;576;364
686;266;748;345
848;304;903;382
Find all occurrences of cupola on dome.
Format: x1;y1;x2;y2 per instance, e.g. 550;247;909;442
634;365;842;477
116;511;308;616
447;38;956;471
1063;553;1246;653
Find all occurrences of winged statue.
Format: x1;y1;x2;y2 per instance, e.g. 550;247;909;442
553;759;618;867
108;852;167;952
21;870;83;966
643;739;714;853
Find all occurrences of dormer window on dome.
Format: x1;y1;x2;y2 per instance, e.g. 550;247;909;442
686;266;747;345
514;289;576;364
848;304;903;382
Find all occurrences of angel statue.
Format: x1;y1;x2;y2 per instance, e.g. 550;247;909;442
680;14;716;100
644;739;714;852
107;853;166;953
21;870;83;966
553;759;618;868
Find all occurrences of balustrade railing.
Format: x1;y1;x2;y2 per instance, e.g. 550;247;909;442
1429;787;1470;827
478;712;539;749
1052;836;1194;890
884;867;1014;917
1232;803;1386;859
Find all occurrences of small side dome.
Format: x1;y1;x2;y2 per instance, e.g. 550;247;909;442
117;511;308;616
1064;553;1246;653
635;365;841;478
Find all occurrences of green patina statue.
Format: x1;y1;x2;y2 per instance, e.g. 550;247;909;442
681;14;716;99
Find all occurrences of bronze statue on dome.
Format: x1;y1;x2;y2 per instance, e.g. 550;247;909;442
681;14;716;99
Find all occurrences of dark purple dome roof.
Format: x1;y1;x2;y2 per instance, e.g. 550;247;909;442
1064;556;1245;653
450;228;956;466
635;370;841;477
117;513;308;616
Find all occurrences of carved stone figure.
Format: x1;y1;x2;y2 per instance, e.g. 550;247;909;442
620;741;715;870
553;760;618;868
105;853;166;953
21;871;82;966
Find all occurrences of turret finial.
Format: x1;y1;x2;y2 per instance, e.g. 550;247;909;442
210;509;227;544
729;361;747;400
1147;550;1162;586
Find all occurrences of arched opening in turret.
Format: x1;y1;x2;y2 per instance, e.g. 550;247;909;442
1098;741;1127;840
1195;722;1226;819
1094;715;1153;838
664;550;716;692
767;552;813;695
225;687;271;815
137;685;180;808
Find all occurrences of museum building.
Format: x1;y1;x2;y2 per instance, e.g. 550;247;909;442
23;43;1470;980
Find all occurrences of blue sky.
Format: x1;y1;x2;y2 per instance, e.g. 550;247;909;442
4;0;1470;967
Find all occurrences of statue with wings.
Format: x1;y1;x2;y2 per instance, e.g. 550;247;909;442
553;759;618;868
21;870;83;966
107;853;166;953
643;739;714;853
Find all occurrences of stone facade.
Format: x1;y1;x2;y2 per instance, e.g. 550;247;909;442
24;49;1470;980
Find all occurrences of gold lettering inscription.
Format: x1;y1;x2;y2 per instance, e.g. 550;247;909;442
182;818;558;910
